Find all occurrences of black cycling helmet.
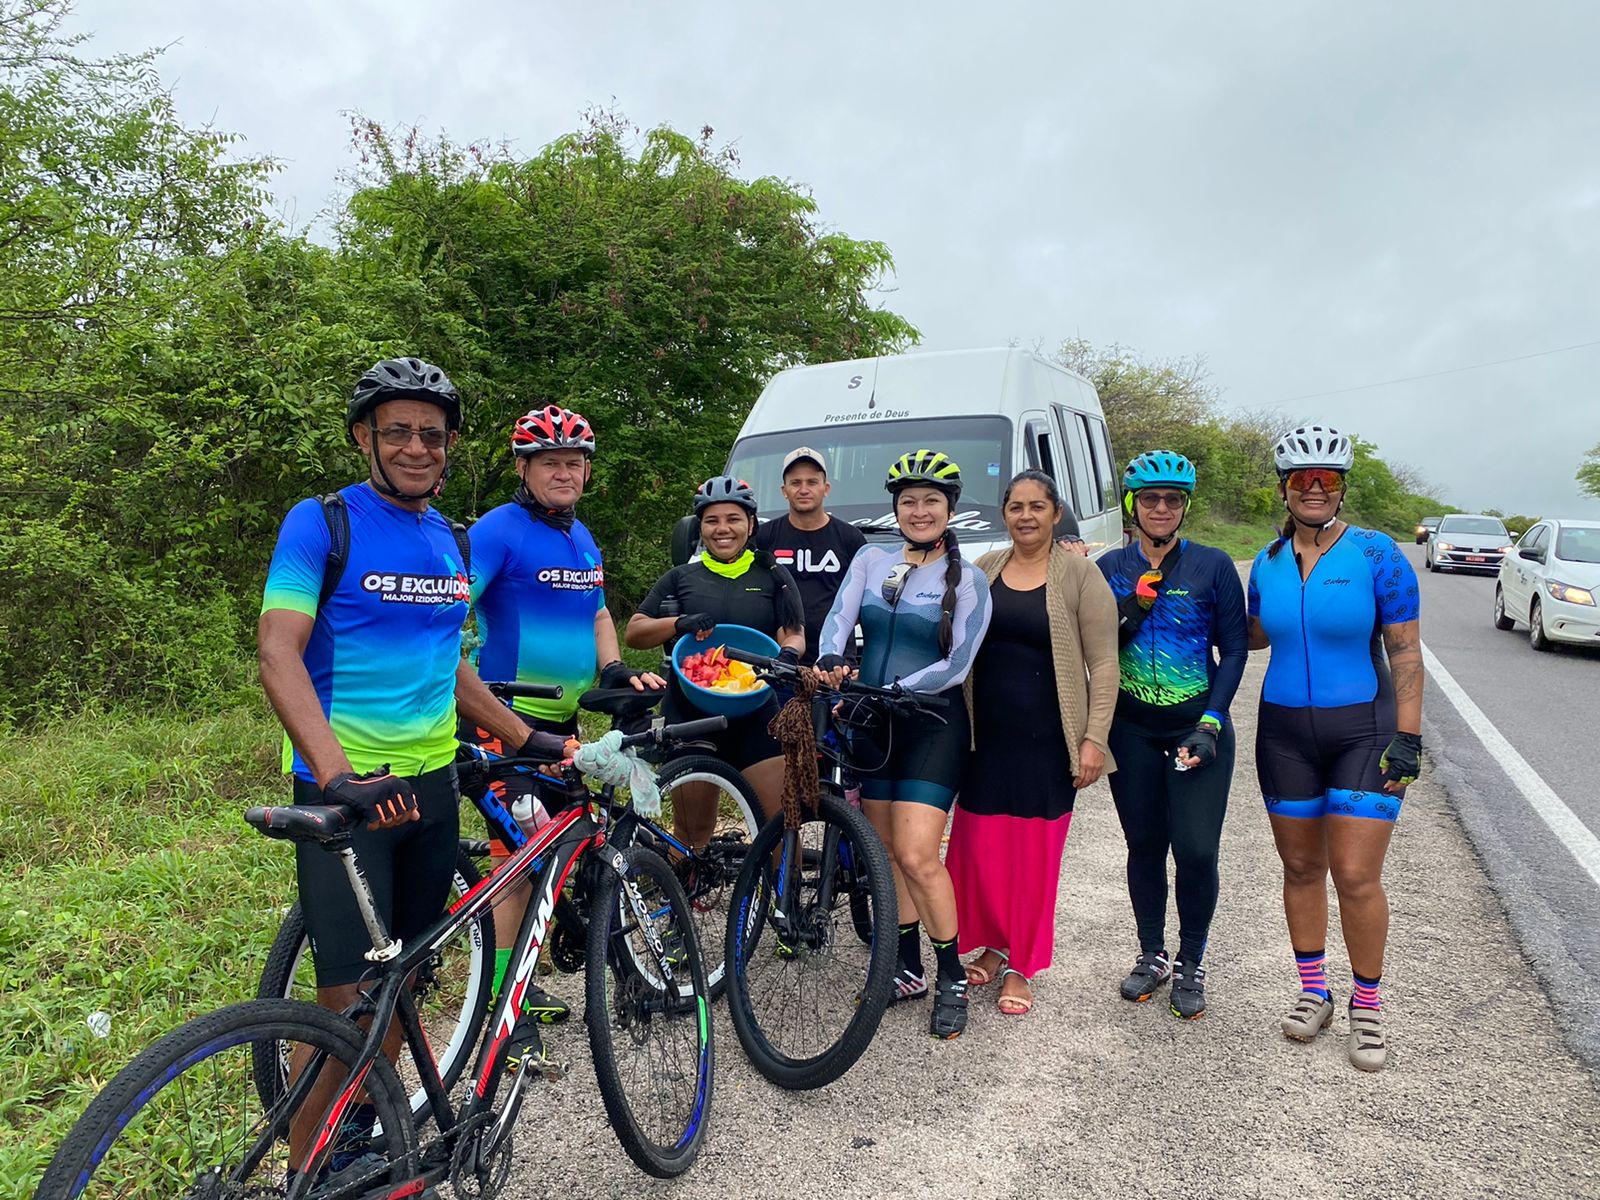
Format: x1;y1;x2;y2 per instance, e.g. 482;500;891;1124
693;476;758;518
347;358;462;437
884;449;962;503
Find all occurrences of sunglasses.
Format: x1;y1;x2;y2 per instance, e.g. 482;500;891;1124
1135;491;1188;511
1284;468;1346;493
881;561;913;608
374;424;450;449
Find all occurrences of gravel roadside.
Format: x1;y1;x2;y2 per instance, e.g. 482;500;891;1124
507;609;1600;1200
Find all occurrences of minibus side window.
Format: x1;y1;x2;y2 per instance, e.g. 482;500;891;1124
1055;405;1098;518
1087;417;1117;512
1026;418;1058;482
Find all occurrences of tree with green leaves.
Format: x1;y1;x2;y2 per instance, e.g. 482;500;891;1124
1577;443;1600;501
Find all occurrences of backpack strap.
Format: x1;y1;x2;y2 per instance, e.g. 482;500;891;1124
449;519;472;580
317;493;351;612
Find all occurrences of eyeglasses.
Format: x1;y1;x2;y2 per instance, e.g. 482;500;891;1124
881;561;913;609
374;424;450;450
1284;468;1346;493
1135;491;1188;511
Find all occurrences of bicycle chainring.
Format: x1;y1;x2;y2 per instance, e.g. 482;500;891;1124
549;916;586;974
449;1112;514;1200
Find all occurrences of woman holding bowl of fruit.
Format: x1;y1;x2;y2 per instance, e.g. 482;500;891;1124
626;475;805;848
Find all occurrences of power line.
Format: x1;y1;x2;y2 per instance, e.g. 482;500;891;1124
1277;337;1600;404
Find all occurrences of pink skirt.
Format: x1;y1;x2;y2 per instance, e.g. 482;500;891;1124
947;803;1072;979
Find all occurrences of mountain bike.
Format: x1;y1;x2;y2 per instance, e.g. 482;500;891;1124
36;722;719;1199
718;650;949;1090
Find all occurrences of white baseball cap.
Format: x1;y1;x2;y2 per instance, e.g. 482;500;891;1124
781;446;828;477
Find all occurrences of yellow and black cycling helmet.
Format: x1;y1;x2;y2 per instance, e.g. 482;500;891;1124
885;449;962;503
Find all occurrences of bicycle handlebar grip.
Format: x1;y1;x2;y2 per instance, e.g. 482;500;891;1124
487;681;565;701
663;716;730;741
719;647;770;666
909;692;950;710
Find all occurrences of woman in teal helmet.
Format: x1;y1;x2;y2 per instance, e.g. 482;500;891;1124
1095;451;1248;1021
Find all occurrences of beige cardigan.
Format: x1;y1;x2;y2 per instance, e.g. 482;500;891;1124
964;544;1121;777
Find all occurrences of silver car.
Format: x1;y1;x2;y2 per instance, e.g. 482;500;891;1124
1494;519;1600;650
1425;513;1513;574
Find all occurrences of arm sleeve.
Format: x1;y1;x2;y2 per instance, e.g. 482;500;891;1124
260;499;328;619
1203;551;1250;718
636;567;678;619
896;565;993;693
1371;533;1421;625
1075;563;1121;749
819;548;870;659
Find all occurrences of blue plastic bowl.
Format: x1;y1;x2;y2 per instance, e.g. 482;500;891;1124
671;624;779;717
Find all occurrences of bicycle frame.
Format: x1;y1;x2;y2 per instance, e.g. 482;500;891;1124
282;797;610;1199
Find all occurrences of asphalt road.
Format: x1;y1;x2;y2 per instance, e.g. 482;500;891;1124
496;547;1600;1200
1407;542;1600;1069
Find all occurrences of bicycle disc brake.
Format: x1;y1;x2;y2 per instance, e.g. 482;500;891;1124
450;1112;514;1200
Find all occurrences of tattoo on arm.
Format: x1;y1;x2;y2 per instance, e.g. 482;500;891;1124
1383;621;1425;714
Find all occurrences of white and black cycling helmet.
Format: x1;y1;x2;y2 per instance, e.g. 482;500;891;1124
1273;424;1354;475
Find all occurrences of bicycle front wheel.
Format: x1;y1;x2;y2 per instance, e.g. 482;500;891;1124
253;848;494;1123
37;998;413;1200
651;754;760;998
725;791;897;1089
585;845;714;1179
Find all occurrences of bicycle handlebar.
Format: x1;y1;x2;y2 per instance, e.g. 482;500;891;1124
720;647;950;710
486;681;565;701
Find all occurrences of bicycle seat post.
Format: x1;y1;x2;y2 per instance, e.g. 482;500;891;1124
338;846;402;962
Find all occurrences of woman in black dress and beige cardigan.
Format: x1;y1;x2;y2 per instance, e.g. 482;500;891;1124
948;470;1121;1015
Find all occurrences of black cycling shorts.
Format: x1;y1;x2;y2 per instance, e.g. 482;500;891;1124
662;690;782;772
1255;701;1405;822
858;688;970;810
294;763;461;987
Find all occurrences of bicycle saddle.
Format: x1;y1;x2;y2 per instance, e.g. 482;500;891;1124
244;804;351;845
579;686;664;721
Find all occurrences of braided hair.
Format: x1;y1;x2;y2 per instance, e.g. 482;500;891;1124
1266;514;1295;559
936;528;963;658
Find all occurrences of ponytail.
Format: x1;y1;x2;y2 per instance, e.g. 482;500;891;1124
938;528;961;658
1267;515;1296;559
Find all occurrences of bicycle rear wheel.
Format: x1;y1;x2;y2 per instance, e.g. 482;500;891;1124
650;754;760;998
585;845;714;1179
37;998;413;1200
253;848;494;1123
725;791;897;1089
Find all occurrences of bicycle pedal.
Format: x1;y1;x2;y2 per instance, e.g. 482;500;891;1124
507;1050;568;1083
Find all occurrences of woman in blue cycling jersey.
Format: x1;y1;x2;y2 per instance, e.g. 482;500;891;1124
817;450;992;1040
1247;424;1423;1072
1098;451;1248;1022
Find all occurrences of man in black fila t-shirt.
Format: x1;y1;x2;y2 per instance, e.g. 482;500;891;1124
752;446;868;664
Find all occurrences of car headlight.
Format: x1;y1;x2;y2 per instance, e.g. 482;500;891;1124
1547;580;1597;606
1497;545;1513;554
1436;542;1455;552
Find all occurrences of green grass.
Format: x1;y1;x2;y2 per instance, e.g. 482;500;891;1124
0;701;291;1194
1181;513;1283;561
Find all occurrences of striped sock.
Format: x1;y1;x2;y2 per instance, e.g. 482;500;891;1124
1352;971;1382;1011
1294;948;1329;1000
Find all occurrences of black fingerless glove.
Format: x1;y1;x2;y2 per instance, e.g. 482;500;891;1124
815;653;849;674
599;660;641;689
674;612;717;636
325;766;417;823
1178;722;1218;768
776;646;802;669
1380;731;1423;786
519;729;572;762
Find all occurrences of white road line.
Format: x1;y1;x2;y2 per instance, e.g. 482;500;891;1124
1422;641;1600;889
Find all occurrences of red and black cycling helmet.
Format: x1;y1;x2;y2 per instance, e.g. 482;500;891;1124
347;357;461;438
693;476;758;518
511;404;596;457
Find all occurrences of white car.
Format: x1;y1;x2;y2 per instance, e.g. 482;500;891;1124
1426;513;1513;573
1493;519;1600;650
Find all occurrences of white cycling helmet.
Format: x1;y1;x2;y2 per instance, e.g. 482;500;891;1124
1273;424;1354;474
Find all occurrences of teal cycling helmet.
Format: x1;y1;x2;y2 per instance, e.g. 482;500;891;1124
1123;450;1196;495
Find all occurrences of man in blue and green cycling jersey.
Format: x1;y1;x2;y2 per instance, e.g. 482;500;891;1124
467;403;664;1014
259;358;569;1185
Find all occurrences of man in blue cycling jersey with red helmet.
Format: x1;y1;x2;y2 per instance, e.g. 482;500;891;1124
467;403;664;1015
259;358;570;1186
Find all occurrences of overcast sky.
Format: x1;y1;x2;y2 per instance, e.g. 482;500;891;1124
73;0;1600;518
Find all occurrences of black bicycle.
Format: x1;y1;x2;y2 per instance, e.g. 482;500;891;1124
253;682;760;1129
36;720;721;1199
719;650;950;1090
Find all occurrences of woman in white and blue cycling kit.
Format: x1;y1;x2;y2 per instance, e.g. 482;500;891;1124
816;450;992;1040
1247;425;1423;1072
